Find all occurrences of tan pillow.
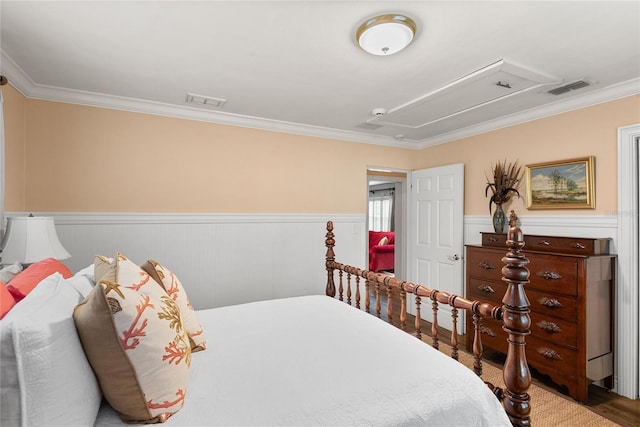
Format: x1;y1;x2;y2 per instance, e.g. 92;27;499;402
141;260;207;352
378;236;389;246
73;280;190;423
93;255;113;284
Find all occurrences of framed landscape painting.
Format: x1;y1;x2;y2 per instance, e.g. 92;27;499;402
525;156;595;209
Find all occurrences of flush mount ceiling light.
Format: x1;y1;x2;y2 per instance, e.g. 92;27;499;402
356;14;416;56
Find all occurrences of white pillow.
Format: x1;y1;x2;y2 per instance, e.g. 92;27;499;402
66;264;96;297
0;273;102;426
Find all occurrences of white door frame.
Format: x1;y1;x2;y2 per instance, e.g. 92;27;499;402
617;123;640;399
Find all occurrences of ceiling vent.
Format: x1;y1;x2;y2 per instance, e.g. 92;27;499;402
185;93;227;108
547;79;591;95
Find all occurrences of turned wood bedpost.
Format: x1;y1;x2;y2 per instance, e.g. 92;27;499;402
501;212;532;426
325;221;336;297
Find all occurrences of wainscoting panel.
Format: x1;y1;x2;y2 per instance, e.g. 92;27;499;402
10;212;366;310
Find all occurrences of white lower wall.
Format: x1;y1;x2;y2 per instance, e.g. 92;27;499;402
11;212;366;310
12;212;619;309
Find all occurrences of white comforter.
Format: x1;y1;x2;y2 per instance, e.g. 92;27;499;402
94;295;511;426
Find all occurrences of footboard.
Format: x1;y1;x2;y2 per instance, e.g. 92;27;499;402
324;218;532;427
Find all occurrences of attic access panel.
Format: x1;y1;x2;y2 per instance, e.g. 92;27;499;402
370;59;559;129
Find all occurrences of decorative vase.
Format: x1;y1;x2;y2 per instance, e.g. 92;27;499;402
492;203;506;233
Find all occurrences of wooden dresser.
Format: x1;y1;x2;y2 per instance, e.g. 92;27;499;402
465;232;615;402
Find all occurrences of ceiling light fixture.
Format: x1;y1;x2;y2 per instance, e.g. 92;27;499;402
356;14;416;56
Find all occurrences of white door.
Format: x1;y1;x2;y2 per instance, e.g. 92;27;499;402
409;163;464;331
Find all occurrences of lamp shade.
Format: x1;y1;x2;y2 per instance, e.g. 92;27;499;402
0;216;71;264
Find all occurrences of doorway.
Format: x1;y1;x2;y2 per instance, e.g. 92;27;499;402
367;169;407;280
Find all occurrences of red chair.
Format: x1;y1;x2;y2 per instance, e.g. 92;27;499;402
368;231;395;272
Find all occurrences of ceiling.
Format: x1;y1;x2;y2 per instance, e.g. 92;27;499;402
1;1;639;149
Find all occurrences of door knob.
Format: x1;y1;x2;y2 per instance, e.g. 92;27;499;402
448;254;460;261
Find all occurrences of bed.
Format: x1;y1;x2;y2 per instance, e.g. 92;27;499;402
0;218;531;427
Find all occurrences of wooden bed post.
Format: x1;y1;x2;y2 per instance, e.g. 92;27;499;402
501;212;532;426
325;221;336;297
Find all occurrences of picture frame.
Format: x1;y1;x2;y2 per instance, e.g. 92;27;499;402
525;156;595;209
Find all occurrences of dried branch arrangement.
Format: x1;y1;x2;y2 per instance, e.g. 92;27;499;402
485;160;523;213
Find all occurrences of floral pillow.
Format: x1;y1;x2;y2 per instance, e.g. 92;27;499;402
141;260;206;351
73;279;190;423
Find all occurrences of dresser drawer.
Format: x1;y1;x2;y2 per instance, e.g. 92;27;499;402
527;254;578;296
527;334;578;377
527;288;577;321
481;233;611;256
530;312;577;349
467;277;504;305
466;248;503;279
525;235;610;256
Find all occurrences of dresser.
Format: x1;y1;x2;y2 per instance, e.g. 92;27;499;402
465;232;615;402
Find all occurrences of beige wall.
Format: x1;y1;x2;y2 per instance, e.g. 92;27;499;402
416;95;640;216
3;85;27;211
3;86;639;215
18;98;415;213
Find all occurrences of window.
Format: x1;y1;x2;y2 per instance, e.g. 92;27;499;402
369;191;394;231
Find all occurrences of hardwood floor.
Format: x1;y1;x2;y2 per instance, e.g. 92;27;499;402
366;289;640;426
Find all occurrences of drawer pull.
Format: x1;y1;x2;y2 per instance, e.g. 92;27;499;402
537;270;562;280
478;284;496;294
479;326;496;337
537;240;551;246
479;261;496;270
570;242;586;249
538;297;564;309
536;320;562;334
488;237;499;243
537;347;563;361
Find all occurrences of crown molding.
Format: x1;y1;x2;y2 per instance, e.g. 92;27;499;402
3;50;638;150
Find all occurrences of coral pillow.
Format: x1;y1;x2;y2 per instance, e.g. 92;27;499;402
141;260;206;352
6;258;72;302
73;280;191;423
0;282;16;319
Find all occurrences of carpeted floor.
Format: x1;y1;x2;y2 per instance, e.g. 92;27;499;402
419;335;619;426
